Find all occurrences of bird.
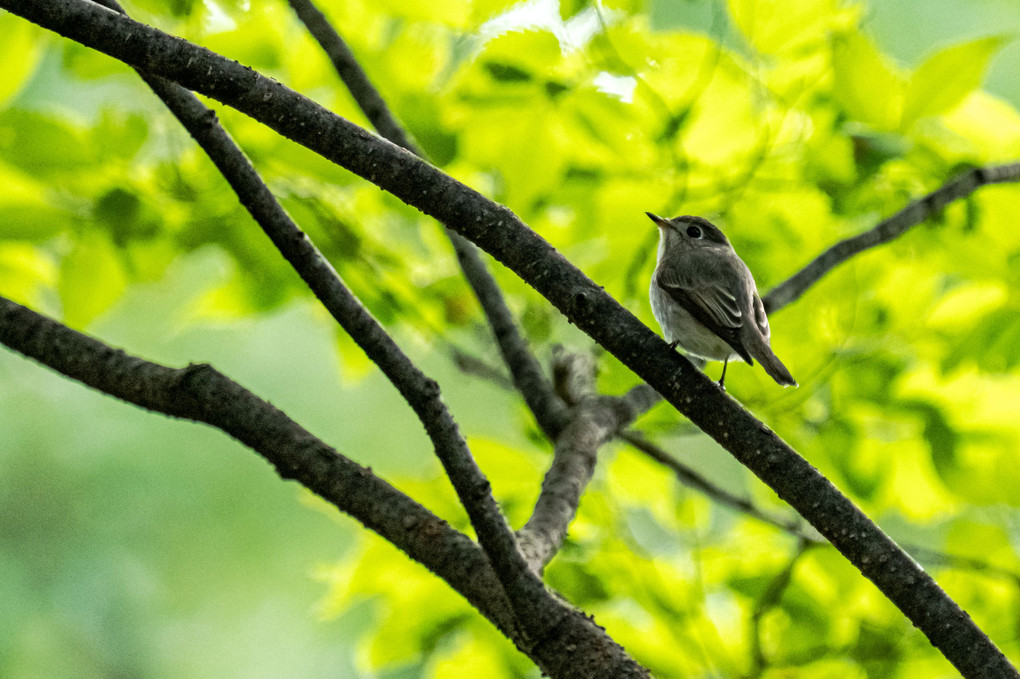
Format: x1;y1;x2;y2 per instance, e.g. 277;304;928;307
647;212;797;388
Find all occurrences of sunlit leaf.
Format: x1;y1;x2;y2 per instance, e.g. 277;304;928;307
0;109;99;177
729;0;859;55
902;36;1009;128
58;230;128;328
0;200;76;242
559;0;588;22
0;15;45;106
0;243;56;306
831;32;904;130
5;0;1020;675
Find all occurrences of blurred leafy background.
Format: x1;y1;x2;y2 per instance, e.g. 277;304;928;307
2;0;1020;676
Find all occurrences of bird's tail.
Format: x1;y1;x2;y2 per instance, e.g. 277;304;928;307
746;333;797;387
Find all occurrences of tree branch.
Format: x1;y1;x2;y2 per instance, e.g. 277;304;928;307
0;297;650;678
79;0;580;664
763;162;1020;314
517;353;660;573
287;0;569;437
3;2;1016;676
0;294;521;639
11;3;649;675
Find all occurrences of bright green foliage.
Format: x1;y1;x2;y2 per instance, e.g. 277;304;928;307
2;0;1020;677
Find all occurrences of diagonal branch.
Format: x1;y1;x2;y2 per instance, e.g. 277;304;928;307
0;300;646;679
287;0;569;438
3;3;1016;676
87;0;556;656
763;162;1020;314
0;294;519;640
286;0;413;150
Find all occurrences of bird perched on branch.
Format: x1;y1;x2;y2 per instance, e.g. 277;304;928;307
647;213;797;388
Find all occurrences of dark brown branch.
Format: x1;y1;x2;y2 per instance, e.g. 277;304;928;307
763;163;1020;314
287;0;569;438
473;351;824;544
87;0;558;659
14;3;646;676
0;297;649;678
0;294;519;638
286;0;414;150
2;3;1015;676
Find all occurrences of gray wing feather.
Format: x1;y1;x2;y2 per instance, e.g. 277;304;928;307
751;292;770;339
655;251;747;329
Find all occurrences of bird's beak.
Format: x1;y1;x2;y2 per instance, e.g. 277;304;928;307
646;212;668;229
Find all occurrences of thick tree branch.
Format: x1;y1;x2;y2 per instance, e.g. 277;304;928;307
763;162;1020;314
287;0;569;437
12;3;646;675
0;294;520;639
79;0;576;663
466;351;825;544
0;298;650;679
4;3;1016;676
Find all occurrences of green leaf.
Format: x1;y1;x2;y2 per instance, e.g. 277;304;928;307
95;112;149;162
832;32;904;130
59;230;128;328
897;400;960;480
0;243;56;306
0;200;76;242
0;15;45;106
901;36;1009;128
559;0;588;21
476;29;563;79
471;0;529;26
483;61;532;83
0;110;98;177
730;0;859;55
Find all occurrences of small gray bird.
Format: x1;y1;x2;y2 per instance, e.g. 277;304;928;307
647;213;797;388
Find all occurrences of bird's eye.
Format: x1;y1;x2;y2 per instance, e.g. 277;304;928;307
685;225;702;239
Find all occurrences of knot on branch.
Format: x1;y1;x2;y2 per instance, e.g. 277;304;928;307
552;347;597;406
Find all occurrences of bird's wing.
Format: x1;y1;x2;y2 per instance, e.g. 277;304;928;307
751;292;770;340
655;260;754;364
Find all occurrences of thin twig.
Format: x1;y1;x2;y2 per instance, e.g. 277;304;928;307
618;430;824;543
287;0;569;438
468;350;825;544
763;163;1020;314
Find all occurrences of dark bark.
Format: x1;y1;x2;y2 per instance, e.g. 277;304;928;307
0;294;517;639
286;0;569;438
0;295;650;679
